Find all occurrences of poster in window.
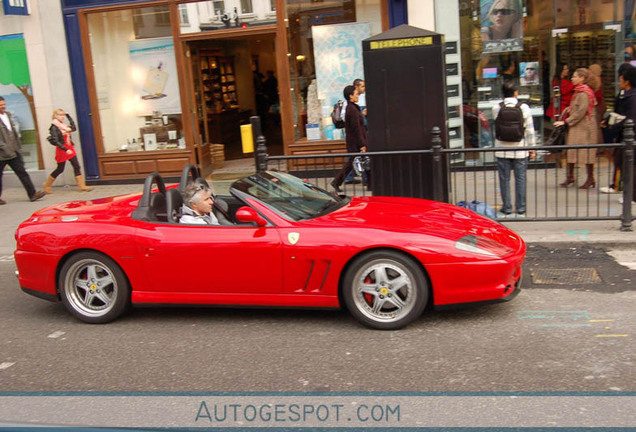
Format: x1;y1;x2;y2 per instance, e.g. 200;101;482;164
481;0;524;53
129;38;182;115
520;61;539;86
312;22;371;111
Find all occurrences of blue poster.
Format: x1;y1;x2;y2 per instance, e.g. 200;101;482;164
312;22;370;108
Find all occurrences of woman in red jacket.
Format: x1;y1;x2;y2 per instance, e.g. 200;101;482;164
43;109;92;193
547;63;574;120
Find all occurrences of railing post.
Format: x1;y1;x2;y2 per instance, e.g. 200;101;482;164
250;116;268;173
621;119;634;231
432;126;443;202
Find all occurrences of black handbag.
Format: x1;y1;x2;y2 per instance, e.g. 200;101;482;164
546;124;567;153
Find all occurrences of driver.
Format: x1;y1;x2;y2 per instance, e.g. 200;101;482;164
180;181;220;225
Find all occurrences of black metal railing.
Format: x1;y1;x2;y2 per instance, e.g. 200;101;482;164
255;118;635;231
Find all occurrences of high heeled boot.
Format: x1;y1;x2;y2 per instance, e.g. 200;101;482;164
75;175;93;192
559;163;575;187
579;164;596;189
43;176;55;194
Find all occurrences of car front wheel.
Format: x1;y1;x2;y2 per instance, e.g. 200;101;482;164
58;252;130;324
343;251;428;330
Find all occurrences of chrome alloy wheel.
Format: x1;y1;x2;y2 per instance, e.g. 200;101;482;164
351;258;418;324
62;258;118;318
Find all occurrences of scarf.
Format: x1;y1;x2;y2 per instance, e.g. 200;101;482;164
52;118;72;134
574;84;596;117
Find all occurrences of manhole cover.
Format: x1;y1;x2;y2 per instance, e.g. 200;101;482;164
531;268;602;285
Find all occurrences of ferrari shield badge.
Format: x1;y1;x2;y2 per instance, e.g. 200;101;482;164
288;232;300;245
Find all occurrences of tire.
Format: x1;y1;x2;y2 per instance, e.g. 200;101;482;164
343;251;428;330
58;251;130;324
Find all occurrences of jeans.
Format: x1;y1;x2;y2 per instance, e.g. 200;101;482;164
497;157;527;214
0;153;36;199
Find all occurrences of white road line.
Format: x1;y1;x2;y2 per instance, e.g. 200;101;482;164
0;362;16;370
47;331;66;339
0;255;14;262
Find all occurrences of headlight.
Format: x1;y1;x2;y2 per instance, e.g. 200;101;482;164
455;234;513;257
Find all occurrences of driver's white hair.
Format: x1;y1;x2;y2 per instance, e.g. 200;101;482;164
184;181;210;206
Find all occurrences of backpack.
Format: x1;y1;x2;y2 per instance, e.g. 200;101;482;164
331;101;345;129
495;101;524;142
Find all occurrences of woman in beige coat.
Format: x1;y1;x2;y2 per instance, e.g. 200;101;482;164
554;68;599;189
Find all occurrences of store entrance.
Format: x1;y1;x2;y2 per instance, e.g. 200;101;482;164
187;35;282;164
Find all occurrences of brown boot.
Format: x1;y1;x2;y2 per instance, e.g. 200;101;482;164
75;175;93;192
559;163;575;187
43;175;55;194
579;164;596;189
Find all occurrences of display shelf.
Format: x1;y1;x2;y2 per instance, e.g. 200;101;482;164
199;51;238;114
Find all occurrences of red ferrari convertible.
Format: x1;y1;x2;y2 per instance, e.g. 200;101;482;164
15;166;525;330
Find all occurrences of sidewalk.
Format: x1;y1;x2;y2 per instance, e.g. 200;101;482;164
1;158;635;255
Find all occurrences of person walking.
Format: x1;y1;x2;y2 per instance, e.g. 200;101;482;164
492;81;536;217
554;68;599;189
343;78;367;185
600;63;636;194
43;109;92;193
331;85;367;193
603;65;636;202
0;96;46;205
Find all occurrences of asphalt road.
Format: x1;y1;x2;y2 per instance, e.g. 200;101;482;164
0;246;634;393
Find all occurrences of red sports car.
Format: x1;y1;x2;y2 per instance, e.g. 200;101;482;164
14;167;525;330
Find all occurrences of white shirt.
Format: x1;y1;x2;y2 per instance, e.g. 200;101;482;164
492;97;536;159
0;113;12;131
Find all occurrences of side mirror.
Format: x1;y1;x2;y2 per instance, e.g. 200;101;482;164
235;206;267;227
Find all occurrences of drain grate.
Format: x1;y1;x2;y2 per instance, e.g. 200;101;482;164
530;268;602;285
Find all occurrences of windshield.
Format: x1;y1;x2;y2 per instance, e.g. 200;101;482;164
231;171;347;221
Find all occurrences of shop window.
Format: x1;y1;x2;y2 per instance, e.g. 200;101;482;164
179;0;276;34
87;7;184;154
154;6;171;26
286;0;382;141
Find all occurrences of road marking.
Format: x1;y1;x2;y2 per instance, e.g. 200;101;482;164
589;319;614;322
47;331;66;339
0;255;14;262
565;229;589;240
595;334;628;338
0;362;15;370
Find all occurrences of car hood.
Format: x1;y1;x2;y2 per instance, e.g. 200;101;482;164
313;196;520;245
25;193;140;223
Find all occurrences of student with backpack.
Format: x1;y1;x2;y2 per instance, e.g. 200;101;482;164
492;81;536;217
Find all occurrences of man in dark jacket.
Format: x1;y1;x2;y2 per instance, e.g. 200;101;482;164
0;96;45;205
602;65;636;201
600;64;636;194
331;85;367;193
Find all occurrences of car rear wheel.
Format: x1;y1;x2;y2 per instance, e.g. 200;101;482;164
343;251;428;330
58;252;130;324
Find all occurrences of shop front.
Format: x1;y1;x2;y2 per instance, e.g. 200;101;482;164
456;0;626;157
61;0;400;180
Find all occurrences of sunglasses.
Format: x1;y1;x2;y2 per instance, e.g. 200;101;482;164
525;67;536;71
492;8;515;16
